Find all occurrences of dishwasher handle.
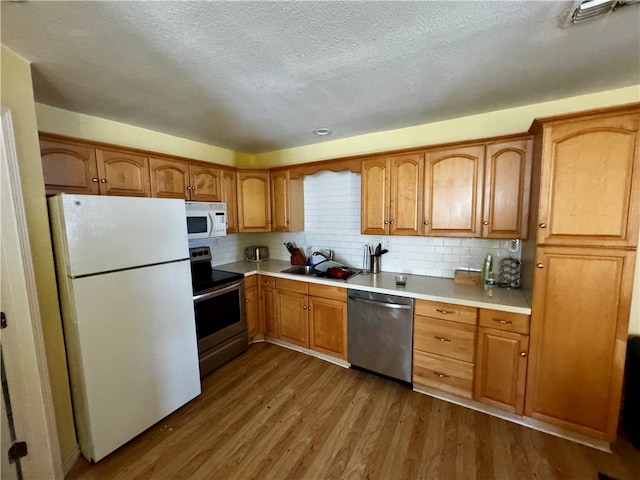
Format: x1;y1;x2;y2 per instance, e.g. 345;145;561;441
348;295;412;310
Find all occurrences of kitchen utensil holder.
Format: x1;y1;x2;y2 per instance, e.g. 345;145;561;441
370;255;381;274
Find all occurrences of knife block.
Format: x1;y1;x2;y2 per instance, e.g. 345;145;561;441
291;248;307;265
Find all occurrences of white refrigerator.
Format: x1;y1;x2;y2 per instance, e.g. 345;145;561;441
48;194;201;462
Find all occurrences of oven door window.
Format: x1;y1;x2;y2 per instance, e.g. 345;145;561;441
194;288;241;341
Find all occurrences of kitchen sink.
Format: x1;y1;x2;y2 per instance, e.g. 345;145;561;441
281;265;363;281
281;265;318;276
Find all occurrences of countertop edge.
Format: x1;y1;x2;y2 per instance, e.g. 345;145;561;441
216;260;531;315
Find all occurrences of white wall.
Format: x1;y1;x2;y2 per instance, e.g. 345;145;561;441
204;170;520;278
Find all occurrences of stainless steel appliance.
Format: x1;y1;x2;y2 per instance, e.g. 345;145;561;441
190;246;247;377
347;289;414;384
244;245;269;262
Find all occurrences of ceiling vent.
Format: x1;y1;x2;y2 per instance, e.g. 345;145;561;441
569;0;640;24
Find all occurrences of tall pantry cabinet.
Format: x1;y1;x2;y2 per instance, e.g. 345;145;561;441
525;104;640;442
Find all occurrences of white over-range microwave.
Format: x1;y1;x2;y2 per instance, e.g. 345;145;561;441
185;201;227;239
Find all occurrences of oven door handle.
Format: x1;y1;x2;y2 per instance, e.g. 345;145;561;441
193;280;244;303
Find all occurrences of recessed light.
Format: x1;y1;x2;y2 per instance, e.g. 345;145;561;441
313;127;332;136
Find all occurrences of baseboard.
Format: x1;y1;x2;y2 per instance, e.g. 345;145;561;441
413;384;612;452
264;338;350;369
62;443;81;475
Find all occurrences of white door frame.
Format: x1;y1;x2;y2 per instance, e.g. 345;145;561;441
0;106;62;478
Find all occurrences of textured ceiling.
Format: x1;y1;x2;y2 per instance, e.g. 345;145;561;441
2;1;639;154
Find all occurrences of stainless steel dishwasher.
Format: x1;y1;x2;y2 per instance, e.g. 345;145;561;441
347;289;414;384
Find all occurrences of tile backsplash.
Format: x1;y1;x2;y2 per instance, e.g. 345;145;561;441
192;170;521;278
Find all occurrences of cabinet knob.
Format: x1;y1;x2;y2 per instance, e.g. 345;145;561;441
389;220;394;225
536;263;544;269
303;305;308;310
186;186;192;191
245;299;249;303
384;220;388;225
539;223;547;228
424;220;429;225
308;306;311;311
483;220;489;225
91;177;99;183
520;352;527;357
100;178;107;183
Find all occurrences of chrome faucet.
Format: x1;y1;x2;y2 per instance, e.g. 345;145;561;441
312;249;334;261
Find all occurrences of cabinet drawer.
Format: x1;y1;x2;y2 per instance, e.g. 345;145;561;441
308;283;346;301
414;299;477;325
244;275;257;289
414;316;476;362
479;309;530;335
277;278;308;294
413;351;474;399
259;275;276;289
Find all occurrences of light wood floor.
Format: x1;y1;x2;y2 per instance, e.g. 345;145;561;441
67;343;640;480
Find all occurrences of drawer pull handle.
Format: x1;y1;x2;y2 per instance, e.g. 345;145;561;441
493;319;513;325
435;309;454;314
433;371;450;379
434;336;451;342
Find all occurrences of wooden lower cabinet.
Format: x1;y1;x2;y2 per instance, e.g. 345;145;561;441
525;246;637;441
309;296;347;360
244;276;260;341
474;327;528;415
259;276;278;338
278;289;309;347
274;279;347;359
413;300;478;399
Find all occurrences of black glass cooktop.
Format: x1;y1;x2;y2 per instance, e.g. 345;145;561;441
192;269;244;294
190;246;244;294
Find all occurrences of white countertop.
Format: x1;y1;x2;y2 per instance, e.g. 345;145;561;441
216;260;531;315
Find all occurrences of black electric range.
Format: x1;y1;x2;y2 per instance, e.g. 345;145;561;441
190;246;244;294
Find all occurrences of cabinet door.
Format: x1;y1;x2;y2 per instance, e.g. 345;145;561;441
237;170;272;232
525;246;637;441
221;169;238;234
149;157;189;199
96;149;151;197
537;112;640;247
361;157;389;235
474;327;528;415
277;290;309;348
424;145;484;237
271;170;291;232
309;296;347;360
389;153;424;236
483;138;532;239
40;138;99;195
189;164;221;202
259;279;278;338
245;285;260;341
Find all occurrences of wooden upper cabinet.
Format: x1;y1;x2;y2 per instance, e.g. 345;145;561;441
424;145;484;237
149;157;190;199
189;163;221;202
271;170;304;232
389;153;424;236
361;157;389;235
95;149;150;197
237;170;272;232
525;246;637;441
483;138;533;239
221;169;238;234
535;111;640;247
40;137;100;195
361;153;423;236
